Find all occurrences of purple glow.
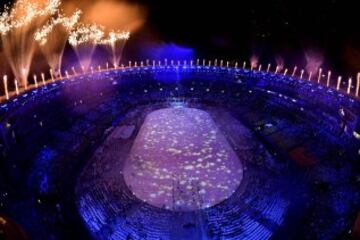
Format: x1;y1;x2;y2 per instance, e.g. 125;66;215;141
144;43;194;60
305;49;324;75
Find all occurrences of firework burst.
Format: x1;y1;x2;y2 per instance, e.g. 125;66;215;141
0;0;61;88
34;10;81;76
99;30;130;68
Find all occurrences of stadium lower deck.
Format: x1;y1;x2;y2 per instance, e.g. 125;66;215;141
0;65;360;239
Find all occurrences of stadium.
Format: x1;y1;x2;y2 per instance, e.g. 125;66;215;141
1;61;360;239
1;0;360;240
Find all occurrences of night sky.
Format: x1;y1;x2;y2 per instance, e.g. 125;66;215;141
129;0;360;76
0;0;359;76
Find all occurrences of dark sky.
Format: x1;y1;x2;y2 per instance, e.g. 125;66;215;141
1;0;360;76
129;0;360;75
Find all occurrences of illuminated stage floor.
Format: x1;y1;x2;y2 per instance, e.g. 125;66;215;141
124;107;243;211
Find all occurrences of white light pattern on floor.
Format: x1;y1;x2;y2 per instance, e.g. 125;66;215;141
124;108;243;211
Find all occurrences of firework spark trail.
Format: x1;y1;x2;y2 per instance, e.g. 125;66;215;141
0;7;12;34
0;0;61;88
69;23;105;72
35;10;82;76
68;23;105;46
1;0;130;91
35;10;81;45
305;49;323;78
1;0;60;34
99;30;130;68
275;55;285;72
250;54;258;71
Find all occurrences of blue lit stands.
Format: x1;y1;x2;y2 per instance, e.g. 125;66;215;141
1;62;359;150
0;61;359;239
